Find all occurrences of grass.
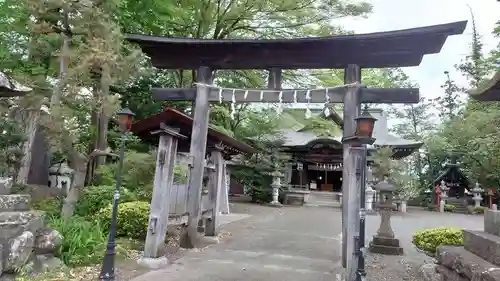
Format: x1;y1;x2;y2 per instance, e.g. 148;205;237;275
46;215;129;266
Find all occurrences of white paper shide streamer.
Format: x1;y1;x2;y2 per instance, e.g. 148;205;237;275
191;82;357;120
305;89;312;119
230;89;236;120
277;91;283;115
324;88;330;116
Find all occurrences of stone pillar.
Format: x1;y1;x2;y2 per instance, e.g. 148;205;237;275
139;125;186;269
440;180;449;213
268;171;283;207
218;161;230;214
366;184;375;213
401;200;407;213
369;179;403;255
472;182;483;208
285;163;293;186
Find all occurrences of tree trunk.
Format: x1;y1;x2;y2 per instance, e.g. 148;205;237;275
15;109;40;184
84;109;99;185
62;152;87;218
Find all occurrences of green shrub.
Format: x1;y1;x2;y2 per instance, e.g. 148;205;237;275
94;151;188;201
46;216;109;266
33;199;62;218
412;227;463;255
97;201;150;239
473;206;487;214
75;185;136;217
444;204;456;212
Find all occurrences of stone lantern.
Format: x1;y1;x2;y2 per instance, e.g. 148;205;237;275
369;178;403;255
472;182;483;208
268;171;283;207
48;162;74;193
439;180;449;213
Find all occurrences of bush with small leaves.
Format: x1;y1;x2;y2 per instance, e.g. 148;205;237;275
74;185;136;217
412;227;463;256
97;201;150;239
473;206;487;214
444;204;456;212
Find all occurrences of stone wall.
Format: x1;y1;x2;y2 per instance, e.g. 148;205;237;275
423;210;500;281
0;180;62;278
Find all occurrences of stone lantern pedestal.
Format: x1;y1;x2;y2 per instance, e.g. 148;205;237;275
369;179;403;255
268;171;283;208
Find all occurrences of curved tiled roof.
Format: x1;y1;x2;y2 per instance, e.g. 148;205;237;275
469;71;500;101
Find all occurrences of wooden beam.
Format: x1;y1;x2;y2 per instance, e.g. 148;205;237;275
141;127;181;264
360;88;419;103
181;66;213;249
268;68;282;89
152;87;420;104
342;64;361;270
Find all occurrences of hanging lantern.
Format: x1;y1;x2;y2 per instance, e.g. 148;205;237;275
343;107;377;145
355;108;377;139
117;108;135;132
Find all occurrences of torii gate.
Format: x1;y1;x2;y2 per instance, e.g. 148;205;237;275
127;20;467;279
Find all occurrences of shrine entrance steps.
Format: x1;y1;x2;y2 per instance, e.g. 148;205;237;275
305;191;341;208
445;198;469;214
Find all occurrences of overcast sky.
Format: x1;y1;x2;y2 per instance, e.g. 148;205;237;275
336;0;498;99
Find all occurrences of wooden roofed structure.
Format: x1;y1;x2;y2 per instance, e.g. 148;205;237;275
469;71;500;101
131;107;256;157
0;71;31;97
430;157;470;198
279;108;423;164
126;20;468;267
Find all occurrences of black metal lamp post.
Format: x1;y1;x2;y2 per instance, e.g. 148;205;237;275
342;107;377;281
99;108;135;281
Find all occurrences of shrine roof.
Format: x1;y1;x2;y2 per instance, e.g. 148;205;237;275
429;161;470;189
469;71;500;101
126;21;467;70
277;108;422;158
0;72;31;97
131;107;256;154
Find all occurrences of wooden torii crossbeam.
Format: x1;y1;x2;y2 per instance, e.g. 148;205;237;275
152;86;420;104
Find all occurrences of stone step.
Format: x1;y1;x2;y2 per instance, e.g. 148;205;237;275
0;195;31;212
0;211;44;242
436;245;500;281
463;230;500;266
368;241;403;255
309;193;336;199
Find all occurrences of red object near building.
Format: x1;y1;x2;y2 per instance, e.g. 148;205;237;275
435;184;441;208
